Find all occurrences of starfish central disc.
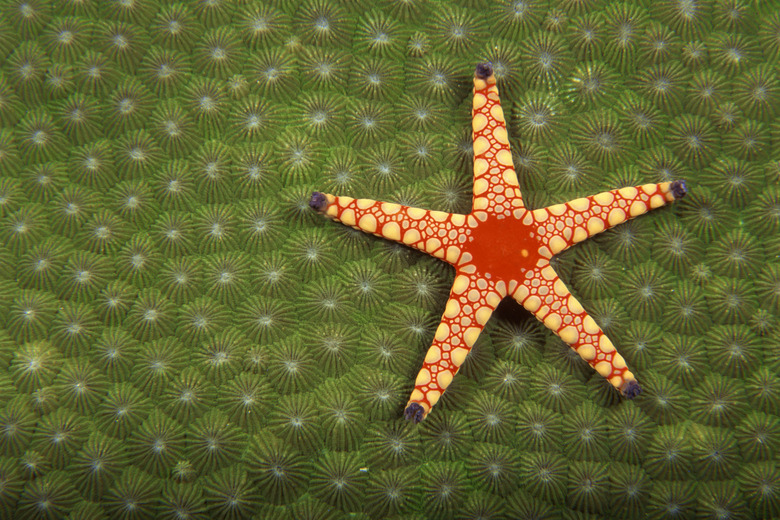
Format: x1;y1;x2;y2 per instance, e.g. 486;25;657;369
466;215;542;280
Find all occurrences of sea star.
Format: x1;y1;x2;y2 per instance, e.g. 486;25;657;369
310;62;687;423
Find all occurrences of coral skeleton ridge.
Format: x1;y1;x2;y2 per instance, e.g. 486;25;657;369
312;62;688;422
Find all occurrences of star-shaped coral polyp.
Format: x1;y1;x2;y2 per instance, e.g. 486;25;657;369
311;62;687;423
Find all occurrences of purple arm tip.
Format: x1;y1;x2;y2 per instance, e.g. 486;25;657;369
309;192;328;212
475;62;493;79
670;180;687;200
621;380;642;399
404;402;424;423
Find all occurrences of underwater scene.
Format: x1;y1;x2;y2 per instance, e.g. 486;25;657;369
0;0;779;518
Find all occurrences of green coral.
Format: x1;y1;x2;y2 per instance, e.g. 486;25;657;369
0;0;777;517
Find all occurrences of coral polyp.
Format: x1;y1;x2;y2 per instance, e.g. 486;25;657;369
247;436;309;505
610;462;650;517
104;469;157;519
635;62;688;114
668;114;718;169
355;11;404;56
265;338;318;395
176;297;228;348
126;410;185;479
689;374;748;428
407;55;461;102
483;359;527;403
656;334;707;390
150;3;200;50
602;3;648;72
739;461;780;518
364;467;419;517
202;467;257;520
316;384;365;451
467;442;520;497
619;92;666;148
55;358;107;414
72;433;125;500
16;109;66;163
238;4;288;49
636;370;687;424
194;27;242;80
219;372;270;431
420;462;467;519
73;50;119;96
49;301;99;356
6;41;50;103
132;338;186;397
125;289;175;342
16;471;79;519
78;208;128;254
10;340;60;393
521;451;567;503
91;327;138;380
709;32;758;76
188;410;244;472
429;6;486;55
571;108;627;169
296;0;349;46
521;31;572;88
250;48;296;98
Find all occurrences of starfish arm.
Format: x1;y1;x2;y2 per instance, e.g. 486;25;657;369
509;261;640;398
404;272;504;422
471;63;525;217
533;180;688;256
310;192;467;263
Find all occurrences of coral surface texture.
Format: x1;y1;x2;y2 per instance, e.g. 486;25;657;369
0;0;778;519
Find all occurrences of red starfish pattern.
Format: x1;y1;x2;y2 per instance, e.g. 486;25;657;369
311;63;687;422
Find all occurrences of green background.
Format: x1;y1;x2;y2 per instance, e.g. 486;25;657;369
0;0;779;518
